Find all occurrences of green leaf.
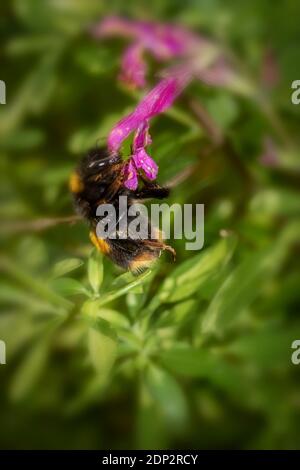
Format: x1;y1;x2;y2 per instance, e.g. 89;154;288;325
75;45;116;75
0;255;72;310
225;328;299;369
52;258;83;279
0;128;45;151
96;308;130;329
95;270;151;307
82;300;129;329
160;346;250;402
0;53;60;136
206;93;239;130
126;292;146;317
51;277;89;296
66;375;108;415
86;316;118;378
112;271;144;294
145;364;188;426
88;249;103;294
149;237;236;309
161;346;217;377
136;383;167;449
250;188;300;217
156;299;197;328
6;35;61;56
201;231;294;336
9;318;63;402
10;340;50;402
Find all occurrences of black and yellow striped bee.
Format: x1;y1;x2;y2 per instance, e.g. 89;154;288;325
70;147;175;273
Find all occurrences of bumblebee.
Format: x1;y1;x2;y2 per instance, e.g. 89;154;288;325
70;147;175;273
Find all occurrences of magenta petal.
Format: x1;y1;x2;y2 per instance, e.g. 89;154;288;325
133;121;151;151
108;74;190;152
142;23;199;59
91;17;199;60
119;43;147;88
108;113;140;153
133;149;158;180
123;160;138;190
135;73;191;117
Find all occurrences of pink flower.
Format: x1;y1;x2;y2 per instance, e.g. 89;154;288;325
123;159;138;190
92;16;235;89
118;43;147;89
132;148;158;180
108;73;191;153
133;120;152;149
129;121;157;186
92;16;199;59
108;74;191;190
95;17;241;189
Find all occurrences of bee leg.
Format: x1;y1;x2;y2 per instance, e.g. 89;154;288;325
133;184;170;200
146;239;176;261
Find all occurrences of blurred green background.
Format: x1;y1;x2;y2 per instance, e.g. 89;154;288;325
0;0;300;450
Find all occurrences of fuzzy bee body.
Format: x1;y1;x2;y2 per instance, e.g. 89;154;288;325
70;147;175;273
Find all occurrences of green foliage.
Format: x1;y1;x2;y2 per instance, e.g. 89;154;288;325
0;0;300;451
88;249;104;294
